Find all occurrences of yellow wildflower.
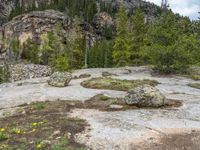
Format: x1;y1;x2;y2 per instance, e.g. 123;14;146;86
0;128;5;132
32;129;36;132
16;129;21;134
36;144;41;149
32;123;38;126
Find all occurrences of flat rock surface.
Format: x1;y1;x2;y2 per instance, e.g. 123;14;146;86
1;66;200;149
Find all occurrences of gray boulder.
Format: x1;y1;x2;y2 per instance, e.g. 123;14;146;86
125;84;166;107
48;72;72;87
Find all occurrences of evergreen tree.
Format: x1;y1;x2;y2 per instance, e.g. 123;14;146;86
130;9;147;65
112;6;131;67
39;33;55;65
22;38;39;64
39;22;71;71
54;54;69;71
70;16;85;69
144;11;199;73
88;40;113;68
9;37;21;61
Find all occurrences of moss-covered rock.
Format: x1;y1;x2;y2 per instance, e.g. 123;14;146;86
188;83;200;89
125;85;166;107
48;72;72;87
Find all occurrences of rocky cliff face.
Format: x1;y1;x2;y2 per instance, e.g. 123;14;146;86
2;10;71;42
0;0;161;26
0;0;52;25
0;0;162;64
0;9;101;63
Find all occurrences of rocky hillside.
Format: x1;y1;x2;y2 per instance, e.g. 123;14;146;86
0;0;162;63
0;0;161;26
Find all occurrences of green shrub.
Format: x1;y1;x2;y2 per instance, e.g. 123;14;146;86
0;132;9;141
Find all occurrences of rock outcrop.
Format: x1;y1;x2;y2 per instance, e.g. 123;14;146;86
2;10;71;42
0;10;99;60
9;63;52;82
0;0;162;64
48;72;72;87
0;0;52;25
93;12;114;34
0;0;161;26
125;84;166;107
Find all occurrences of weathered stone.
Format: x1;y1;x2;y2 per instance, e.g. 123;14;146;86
0;0;161;26
9;63;52;82
125;84;166;107
110;104;123;109
93;12;114;34
102;72;116;77
48;72;72;87
73;73;91;79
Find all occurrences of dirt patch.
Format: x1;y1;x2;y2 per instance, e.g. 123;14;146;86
82;94;182;111
81;77;159;91
135;130;200;150
0;101;87;149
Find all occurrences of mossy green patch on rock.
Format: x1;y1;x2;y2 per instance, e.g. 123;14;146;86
188;83;200;89
180;67;200;81
81;77;159;91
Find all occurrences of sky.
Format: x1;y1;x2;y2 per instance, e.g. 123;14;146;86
146;0;200;20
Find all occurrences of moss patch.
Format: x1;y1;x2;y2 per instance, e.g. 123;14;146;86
73;74;91;79
81;77;159;91
179;67;200;81
188;83;200;89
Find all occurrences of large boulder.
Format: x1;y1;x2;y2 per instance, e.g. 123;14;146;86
125;84;166;107
48;72;72;87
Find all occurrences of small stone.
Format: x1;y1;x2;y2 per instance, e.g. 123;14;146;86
110;105;123;109
53;130;60;135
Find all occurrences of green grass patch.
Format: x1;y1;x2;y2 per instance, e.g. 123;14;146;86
81;77;159;91
180;67;200;81
97;94;110;101
0;132;9;141
188;83;200;89
31;102;46;110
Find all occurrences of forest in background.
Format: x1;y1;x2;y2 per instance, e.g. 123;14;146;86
1;0;200;78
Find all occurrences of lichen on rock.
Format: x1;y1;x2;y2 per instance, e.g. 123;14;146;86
48;71;72;87
125;84;166;107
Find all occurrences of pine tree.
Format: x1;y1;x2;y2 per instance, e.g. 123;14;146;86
54;54;69;71
144;11;199;73
70;16;85;69
39;33;55;65
22;38;39;64
130;9;147;65
88;40;113;68
112;6;131;67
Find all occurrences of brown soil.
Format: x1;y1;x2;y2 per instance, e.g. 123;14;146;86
76;94;182;111
134;130;200;150
0;101;87;149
